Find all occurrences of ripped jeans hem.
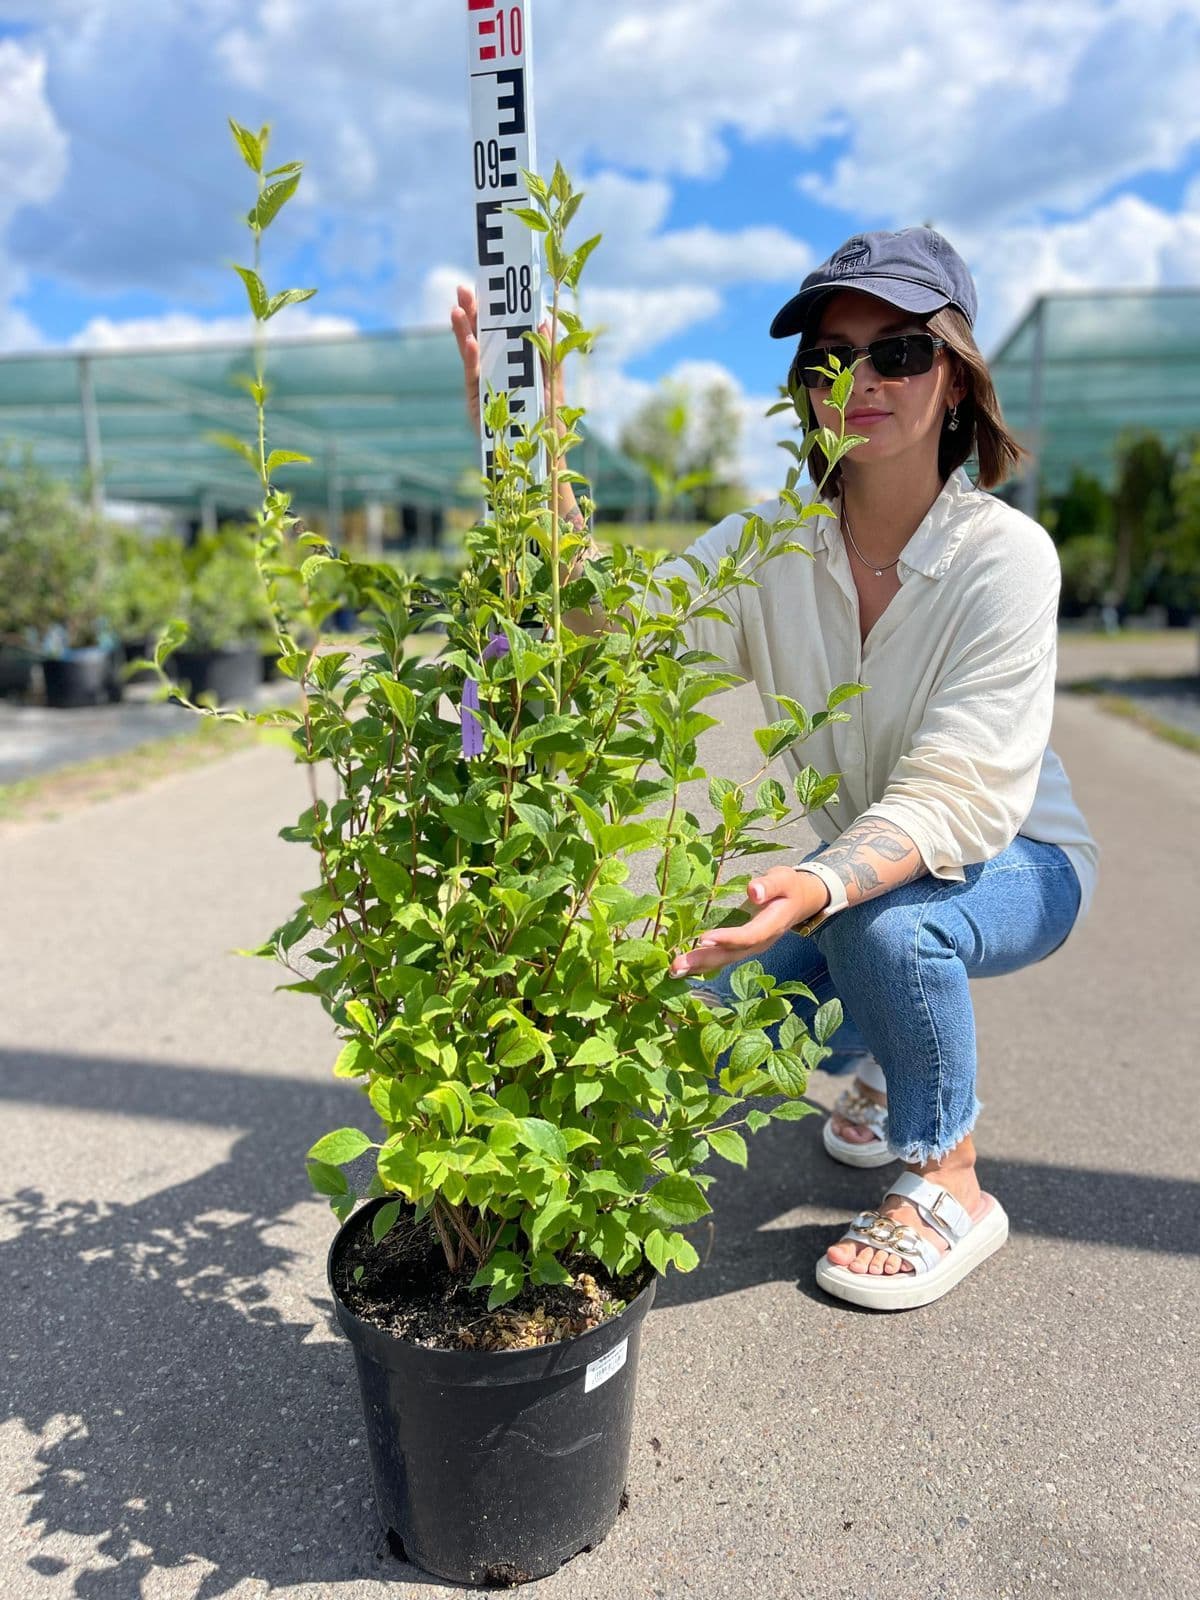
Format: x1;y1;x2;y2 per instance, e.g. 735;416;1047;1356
886;1095;984;1167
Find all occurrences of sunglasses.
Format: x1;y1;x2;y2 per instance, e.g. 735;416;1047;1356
794;332;948;389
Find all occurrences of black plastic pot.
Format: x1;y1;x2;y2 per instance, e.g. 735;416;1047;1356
42;648;122;708
327;1197;656;1587
0;646;34;699
169;645;261;703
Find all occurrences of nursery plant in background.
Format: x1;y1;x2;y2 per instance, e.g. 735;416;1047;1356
152;118;869;1586
0;449;120;706
168;527;275;702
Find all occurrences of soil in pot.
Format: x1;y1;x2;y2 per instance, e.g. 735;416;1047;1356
333;1203;653;1351
328;1199;657;1587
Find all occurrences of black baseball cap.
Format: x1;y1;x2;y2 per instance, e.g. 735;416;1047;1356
769;226;978;340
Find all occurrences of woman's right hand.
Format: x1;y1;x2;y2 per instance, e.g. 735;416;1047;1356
450;284;484;437
450;283;563;441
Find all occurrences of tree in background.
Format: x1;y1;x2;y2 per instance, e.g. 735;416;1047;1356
1163;430;1200;621
1110;429;1176;613
1044;467;1115;548
618;375;746;524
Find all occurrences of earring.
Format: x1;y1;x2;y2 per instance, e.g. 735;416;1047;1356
947;404;960;432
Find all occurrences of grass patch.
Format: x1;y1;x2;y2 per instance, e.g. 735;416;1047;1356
1059;626;1198;644
1066;680;1200;755
0;715;265;827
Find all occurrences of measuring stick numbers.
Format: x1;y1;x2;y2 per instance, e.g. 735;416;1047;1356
462;0;546;768
467;0;543;486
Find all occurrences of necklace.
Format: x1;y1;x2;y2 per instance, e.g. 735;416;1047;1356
840;501;901;578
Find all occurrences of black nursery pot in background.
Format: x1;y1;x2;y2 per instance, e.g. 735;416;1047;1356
42;647;122;708
169;645;261;703
327;1197;657;1588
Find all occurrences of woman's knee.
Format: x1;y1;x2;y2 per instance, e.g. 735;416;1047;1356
814;890;956;972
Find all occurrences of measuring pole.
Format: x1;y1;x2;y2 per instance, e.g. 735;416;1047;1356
462;0;546;768
467;0;544;486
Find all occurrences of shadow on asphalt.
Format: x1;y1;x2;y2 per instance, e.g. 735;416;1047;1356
2;1045;1194;1596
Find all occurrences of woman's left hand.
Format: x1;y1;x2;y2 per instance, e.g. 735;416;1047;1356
668;867;832;979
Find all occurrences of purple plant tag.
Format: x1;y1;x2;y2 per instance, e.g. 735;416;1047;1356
461;626;510;758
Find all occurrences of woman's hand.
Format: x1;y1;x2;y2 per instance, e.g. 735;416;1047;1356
450;284;564;439
668;867;832;979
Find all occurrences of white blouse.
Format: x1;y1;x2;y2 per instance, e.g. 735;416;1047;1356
646;466;1099;935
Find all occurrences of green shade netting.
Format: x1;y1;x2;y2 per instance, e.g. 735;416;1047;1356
991;289;1200;496
0;327;653;517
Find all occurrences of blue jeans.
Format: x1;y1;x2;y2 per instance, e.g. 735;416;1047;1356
689;834;1083;1164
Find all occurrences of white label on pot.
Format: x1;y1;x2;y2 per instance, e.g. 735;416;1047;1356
584;1338;628;1393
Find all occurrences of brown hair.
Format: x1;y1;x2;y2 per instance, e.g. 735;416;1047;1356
787;304;1027;494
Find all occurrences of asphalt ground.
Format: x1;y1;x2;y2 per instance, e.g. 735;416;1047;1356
1;641;1197;1599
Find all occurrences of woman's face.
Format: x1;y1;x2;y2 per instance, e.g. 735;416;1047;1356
806;289;966;475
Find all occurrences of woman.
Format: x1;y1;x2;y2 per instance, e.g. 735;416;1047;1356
451;226;1099;1311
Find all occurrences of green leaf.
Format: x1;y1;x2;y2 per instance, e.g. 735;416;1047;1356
469;1250;526;1310
208;431;259;472
307;1127;373;1165
249;173;301;231
265;287;318;319
729;1030;772;1076
707;1128;748;1168
345;999;376;1036
371;1199;402;1243
265;160;303;178
644;1228;671;1274
827;681;867;709
574;1079;604;1112
813;999;843;1046
770;1100;818;1122
232;265;268;319
508;205;550;232
765;1049;807;1096
332;1039;369;1078
375;679;416;725
513;1118;568;1166
228;118;263;173
645;1174;711;1227
306;1158;349;1197
265;449;312;475
566;1036;618;1067
669;1234;700;1271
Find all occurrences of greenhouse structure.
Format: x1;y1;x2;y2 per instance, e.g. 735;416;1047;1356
990;287;1200;509
0;326;653;543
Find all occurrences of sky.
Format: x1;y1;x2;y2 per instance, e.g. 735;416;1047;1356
0;0;1199;496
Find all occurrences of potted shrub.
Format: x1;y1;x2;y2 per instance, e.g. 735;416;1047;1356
0;450;118;705
105;529;186;686
1058;533;1115;621
168;527;274;702
156;124;866;1585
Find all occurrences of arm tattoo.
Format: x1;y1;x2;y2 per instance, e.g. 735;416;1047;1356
815;817;928;904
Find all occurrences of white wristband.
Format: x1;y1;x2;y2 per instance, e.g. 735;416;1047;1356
791;859;849;935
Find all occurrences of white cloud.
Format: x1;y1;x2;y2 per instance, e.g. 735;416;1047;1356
583;286;723;367
800;1;1200;229
0;40;68;351
413;263;476;331
68;306;358;351
3;0;1200;493
965;194;1200;352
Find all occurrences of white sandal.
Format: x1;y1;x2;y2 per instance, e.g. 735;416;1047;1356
822;1084;896;1168
815;1171;1009;1310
